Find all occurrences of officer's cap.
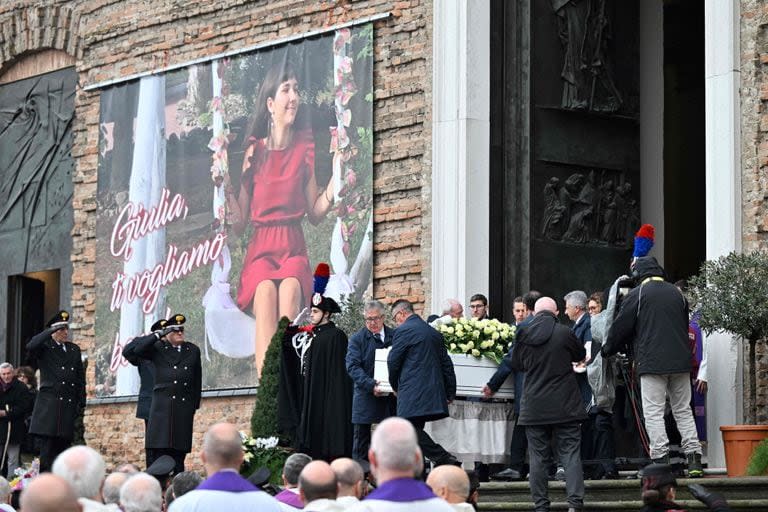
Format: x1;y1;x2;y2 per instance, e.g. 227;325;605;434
146;455;176;479
150;318;167;332
46;310;70;329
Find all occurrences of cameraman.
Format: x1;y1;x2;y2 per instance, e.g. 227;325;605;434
601;256;703;477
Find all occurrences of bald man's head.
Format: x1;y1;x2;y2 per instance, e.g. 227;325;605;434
534;296;558;315
201;422;244;470
370;417;421;476
20;474;82;512
330;458;364;498
299;461;338;504
426;465;470;504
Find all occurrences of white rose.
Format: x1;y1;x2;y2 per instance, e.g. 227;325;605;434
450;343;457;350
472;349;481;357
492;331;500;340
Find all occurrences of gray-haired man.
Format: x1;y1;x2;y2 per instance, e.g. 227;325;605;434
345;300;396;461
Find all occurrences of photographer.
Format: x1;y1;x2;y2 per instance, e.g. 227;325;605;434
602;256;703;477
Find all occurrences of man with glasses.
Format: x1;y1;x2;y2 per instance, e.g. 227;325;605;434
346;300;396;462
388;299;459;467
27;310;85;472
123;314;202;474
468;294;490;320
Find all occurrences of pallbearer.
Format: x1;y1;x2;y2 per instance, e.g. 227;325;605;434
26;311;86;472
123;314;202;473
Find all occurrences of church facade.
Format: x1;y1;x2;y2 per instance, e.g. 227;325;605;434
0;0;762;469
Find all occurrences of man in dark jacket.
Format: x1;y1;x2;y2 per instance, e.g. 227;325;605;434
122;313;201;474
123;319;163;466
345;300;395;461
511;297;586;512
388;299;459;467
0;363;33;478
26;310;86;472
602;256;703;477
484;291;540;481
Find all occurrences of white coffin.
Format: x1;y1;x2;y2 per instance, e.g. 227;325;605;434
374;348;515;399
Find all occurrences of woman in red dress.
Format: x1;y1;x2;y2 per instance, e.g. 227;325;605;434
226;61;335;374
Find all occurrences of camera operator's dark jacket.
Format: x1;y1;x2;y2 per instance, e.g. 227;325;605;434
603;256;691;376
511;310;586;425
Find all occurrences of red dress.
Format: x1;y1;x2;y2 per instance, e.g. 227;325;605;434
236;130;315;311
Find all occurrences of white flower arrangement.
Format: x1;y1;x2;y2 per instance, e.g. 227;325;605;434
439;317;515;364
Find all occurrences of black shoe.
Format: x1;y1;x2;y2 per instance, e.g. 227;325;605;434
687;452;704;478
434;456;462;467
650;455;670;466
490;468;523;481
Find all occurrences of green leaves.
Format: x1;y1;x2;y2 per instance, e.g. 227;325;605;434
689;251;768;342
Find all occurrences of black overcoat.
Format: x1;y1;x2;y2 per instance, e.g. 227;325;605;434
297;322;353;460
26;328;86;440
122;334;201;452
123;346;155;421
0;379;34;445
387;314;456;421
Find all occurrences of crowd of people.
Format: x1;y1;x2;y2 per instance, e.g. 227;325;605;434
0;226;733;512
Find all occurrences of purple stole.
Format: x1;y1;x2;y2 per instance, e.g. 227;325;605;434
275;488;304;508
363;477;437;503
196;471;258;492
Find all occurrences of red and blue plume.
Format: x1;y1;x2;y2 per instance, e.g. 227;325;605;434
633;224;655;258
313;263;331;295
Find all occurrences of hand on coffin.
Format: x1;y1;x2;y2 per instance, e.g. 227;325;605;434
482;385;495;398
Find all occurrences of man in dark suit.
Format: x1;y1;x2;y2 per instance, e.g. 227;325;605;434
345;300;396;462
123;314;201;474
387;299;459;467
26;310;86;472
122;319;163;466
0;362;33;477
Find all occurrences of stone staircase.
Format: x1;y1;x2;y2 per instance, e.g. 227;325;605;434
478;477;768;510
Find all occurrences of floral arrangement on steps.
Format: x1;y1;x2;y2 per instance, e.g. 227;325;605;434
437;318;515;364
239;433;290;485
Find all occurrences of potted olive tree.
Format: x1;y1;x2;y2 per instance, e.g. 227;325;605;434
689;250;768;476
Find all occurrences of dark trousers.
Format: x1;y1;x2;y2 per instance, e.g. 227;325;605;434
509;418;528;471
143;420;154;468
353;424;372;462
150;448;187;475
38;435;71;473
589;411;616;477
408;417;455;465
526;422;584;512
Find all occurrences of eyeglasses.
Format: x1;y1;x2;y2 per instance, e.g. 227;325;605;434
364;315;383;322
469;304;486;309
172;327;184;333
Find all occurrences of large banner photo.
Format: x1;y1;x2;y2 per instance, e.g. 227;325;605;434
94;25;374;396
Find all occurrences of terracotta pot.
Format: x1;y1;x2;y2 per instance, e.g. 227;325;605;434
720;425;768;477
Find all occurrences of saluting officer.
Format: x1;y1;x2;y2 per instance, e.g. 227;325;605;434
123;314;201;474
122;318;163;466
26;310;86;472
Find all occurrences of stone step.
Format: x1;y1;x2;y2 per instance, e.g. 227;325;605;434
478;477;768;510
477;499;768;510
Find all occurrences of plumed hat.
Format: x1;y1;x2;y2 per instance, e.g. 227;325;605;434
150;318;167;332
633;224;655;258
46;310;70;329
310;263;341;314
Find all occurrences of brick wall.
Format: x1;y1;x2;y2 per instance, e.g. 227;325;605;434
0;0;433;469
741;1;768;423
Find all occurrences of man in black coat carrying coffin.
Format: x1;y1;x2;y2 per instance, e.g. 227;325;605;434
123;314;201;474
26;310;86;472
